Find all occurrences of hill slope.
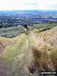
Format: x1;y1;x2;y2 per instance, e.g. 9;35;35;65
0;26;57;76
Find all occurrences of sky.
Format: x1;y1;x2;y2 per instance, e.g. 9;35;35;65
0;0;57;10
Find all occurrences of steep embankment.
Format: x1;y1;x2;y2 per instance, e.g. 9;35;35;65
40;26;57;46
0;26;57;76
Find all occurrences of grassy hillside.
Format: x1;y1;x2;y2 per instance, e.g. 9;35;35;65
0;23;57;38
0;25;24;38
0;26;57;76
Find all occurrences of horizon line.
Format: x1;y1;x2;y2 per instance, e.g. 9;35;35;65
0;9;57;11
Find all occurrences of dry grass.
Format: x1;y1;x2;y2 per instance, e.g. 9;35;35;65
0;26;57;76
31;44;57;73
32;45;49;72
50;47;57;70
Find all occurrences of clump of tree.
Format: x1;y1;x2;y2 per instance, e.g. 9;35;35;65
22;24;29;35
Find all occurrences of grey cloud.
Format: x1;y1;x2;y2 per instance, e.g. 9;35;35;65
48;5;57;9
24;3;38;5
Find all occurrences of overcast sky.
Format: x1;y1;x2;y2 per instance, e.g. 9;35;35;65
0;0;57;10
